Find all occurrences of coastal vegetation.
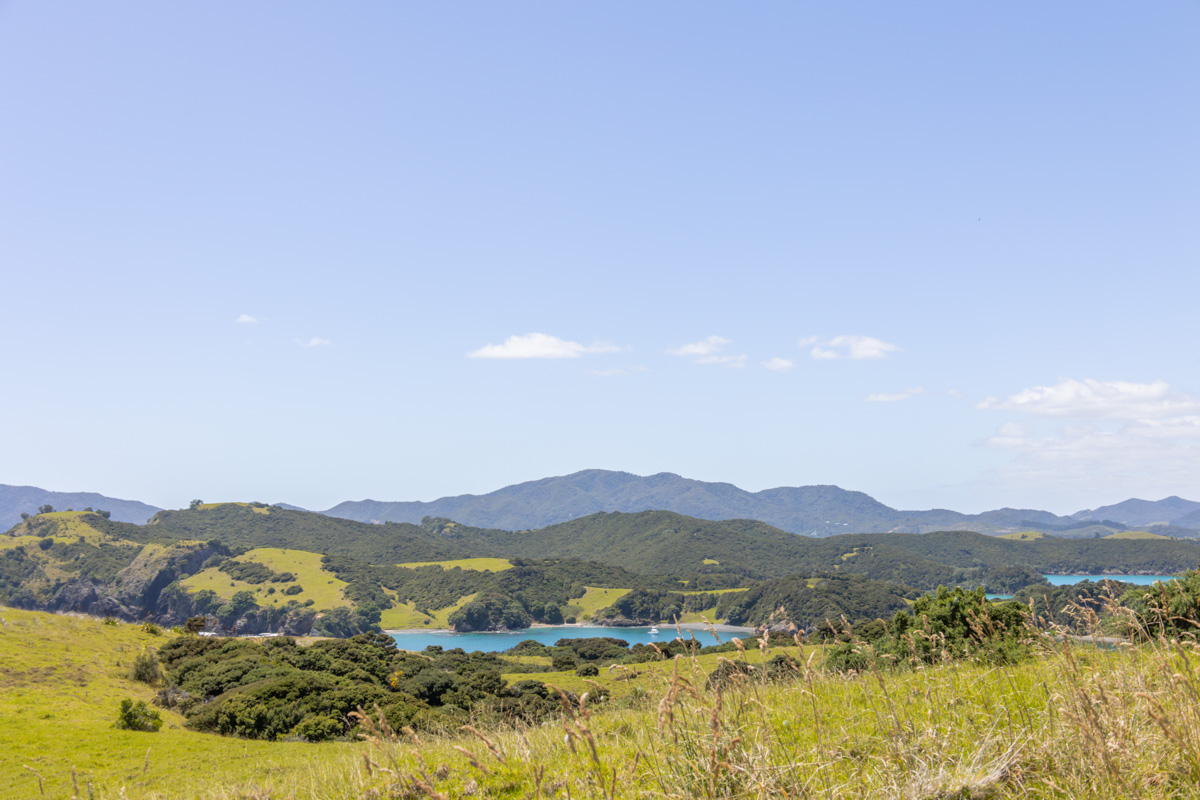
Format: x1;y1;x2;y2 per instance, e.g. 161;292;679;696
11;570;1200;797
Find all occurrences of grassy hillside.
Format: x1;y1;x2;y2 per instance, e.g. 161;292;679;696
11;605;1200;798
397;557;513;571
0;608;359;799
180;547;348;609
145;503;473;563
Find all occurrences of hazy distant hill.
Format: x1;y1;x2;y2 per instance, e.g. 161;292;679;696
0;483;160;529
1073;496;1200;527
323;469;1076;536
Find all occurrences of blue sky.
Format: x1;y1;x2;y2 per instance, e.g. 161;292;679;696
2;2;1197;514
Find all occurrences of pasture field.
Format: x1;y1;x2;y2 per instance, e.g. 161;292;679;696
0;607;358;799
565;586;631;620
1106;529;1172;540
396;557;513;572
998;530;1045;540
9;606;1200;798
379;592;481;630
179;547;348;609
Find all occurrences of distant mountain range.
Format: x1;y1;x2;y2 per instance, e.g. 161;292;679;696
320;469;1200;537
3;470;1198;538
0;484;161;529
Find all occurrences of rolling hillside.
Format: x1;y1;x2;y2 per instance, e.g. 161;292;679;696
0;483;161;529
322;469;1084;536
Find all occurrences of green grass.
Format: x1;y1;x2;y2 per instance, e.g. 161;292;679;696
378;599;437;629
999;530;1045;540
14;606;1200;798
677;587;748;596
1106;529;1171;540
395;557;513;572
180;548;348;609
0;607;359;799
380;592;481;631
566;586;631;620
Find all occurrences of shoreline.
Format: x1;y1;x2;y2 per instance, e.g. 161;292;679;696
382;621;757;636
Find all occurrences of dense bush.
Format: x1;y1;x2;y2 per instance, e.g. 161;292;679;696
130;649;162;684
116;699;162;732
154;632;562;740
1119;569;1200;639
824;586;1032;672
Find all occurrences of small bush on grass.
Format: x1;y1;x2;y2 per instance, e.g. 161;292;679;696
130;649;161;685
116;699;162;732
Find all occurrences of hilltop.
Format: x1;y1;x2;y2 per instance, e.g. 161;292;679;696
0;483;161;529
321;469;1196;537
9;502;1200;636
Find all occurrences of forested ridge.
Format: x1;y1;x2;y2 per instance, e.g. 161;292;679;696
5;503;1200;636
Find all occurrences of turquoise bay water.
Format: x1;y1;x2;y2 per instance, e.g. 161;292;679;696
387;624;727;653
1042;574;1176;586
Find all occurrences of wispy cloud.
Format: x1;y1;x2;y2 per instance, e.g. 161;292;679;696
867;387;924;402
668;336;746;367
236;314;260;324
762;357;795;372
468;332;620;359
297;337;331;347
808;335;899;360
976;378;1200;507
976;378;1200;419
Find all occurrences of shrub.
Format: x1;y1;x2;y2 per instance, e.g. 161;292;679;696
283;585;304;596
551;653;577;671
140;622;161;636
116;699;162;732
130;650;162;685
102;617;118;626
576;663;599;677
293;713;344;742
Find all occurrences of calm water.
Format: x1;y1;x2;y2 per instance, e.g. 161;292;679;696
387;624;729;653
1042;574;1177;586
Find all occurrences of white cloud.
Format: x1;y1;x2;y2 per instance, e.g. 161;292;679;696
976;379;1200;507
976;378;1200;419
297;337;331;347
978;417;1200;507
866;387;924;403
468;333;620;359
667;336;729;358
762;357;795;372
946;389;963;399
236;314;260;324
806;335;899;360
668;336;746;367
796;336;818;347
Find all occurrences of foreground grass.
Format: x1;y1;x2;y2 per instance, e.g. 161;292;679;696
10;606;1200;798
0;608;357;799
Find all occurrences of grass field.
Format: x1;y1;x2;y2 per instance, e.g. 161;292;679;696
379;592;480;630
180;547;347;609
565;586;631;620
396;557;513;572
999;530;1045;540
1105;529;1172;540
11;606;1200;798
0;607;360;799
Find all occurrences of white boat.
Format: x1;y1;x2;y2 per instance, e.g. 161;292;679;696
648;627;659;635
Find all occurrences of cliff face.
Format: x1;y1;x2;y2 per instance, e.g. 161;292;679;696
42;542;222;622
